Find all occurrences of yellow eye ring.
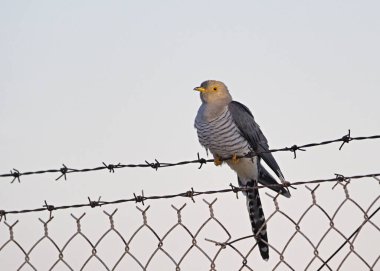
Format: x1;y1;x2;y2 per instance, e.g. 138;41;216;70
213;87;217;91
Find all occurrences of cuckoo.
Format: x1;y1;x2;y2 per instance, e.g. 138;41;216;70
194;80;290;260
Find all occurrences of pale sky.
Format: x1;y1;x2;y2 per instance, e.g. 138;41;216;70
1;1;379;270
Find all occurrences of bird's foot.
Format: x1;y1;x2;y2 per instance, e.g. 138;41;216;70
231;153;240;164
214;155;222;166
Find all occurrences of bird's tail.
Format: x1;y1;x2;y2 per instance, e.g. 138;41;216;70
258;165;291;198
244;179;269;260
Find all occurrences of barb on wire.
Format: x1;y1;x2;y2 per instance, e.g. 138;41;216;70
88;196;102;208
56;164;69;181
145;159;161;171
133;191;145;205
1;131;379;182
332;174;348;189
43;200;55;219
0;172;379;219
10;169;20;184
185;187;196;203
288;145;306;159
102;162;121;173
339;129;352;150
229;183;239;199
43;200;55;212
197;152;207;169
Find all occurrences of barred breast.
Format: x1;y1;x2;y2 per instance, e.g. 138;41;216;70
194;107;251;159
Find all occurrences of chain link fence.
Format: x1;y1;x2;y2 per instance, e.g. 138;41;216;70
1;177;379;271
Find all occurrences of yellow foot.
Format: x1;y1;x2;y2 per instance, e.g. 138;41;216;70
232;154;240;164
214;155;222;166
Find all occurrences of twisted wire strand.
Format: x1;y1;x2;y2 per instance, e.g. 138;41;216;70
1;172;379;221
1;130;379;183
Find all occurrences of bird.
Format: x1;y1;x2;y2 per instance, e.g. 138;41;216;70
193;80;290;260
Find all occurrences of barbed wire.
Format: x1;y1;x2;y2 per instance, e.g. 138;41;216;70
1;176;379;270
1;130;380;183
1;172;379;222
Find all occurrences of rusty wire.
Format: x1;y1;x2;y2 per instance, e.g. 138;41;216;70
1;130;380;183
0;177;379;270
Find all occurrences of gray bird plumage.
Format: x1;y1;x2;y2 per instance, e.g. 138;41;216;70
228;101;290;196
194;80;290;260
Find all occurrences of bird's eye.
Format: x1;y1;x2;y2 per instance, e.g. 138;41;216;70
213;87;217;91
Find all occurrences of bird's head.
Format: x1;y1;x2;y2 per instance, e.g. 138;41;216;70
194;80;232;104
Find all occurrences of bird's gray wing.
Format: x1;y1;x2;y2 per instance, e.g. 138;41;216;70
228;101;285;181
258;165;290;197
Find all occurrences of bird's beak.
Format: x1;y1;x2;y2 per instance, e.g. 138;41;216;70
194;86;206;92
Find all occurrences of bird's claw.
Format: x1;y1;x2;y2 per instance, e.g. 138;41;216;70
232;154;240;164
214;155;222;166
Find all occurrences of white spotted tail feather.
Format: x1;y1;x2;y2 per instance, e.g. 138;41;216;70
244;179;269;260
